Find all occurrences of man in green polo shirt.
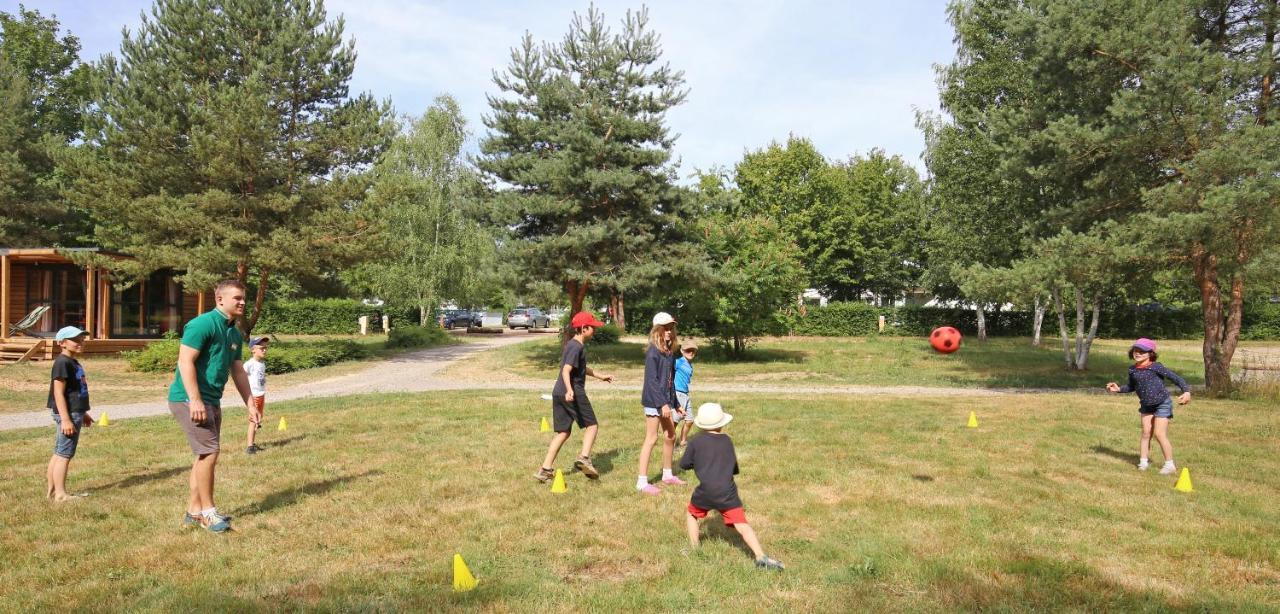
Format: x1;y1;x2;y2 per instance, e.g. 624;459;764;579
168;279;254;533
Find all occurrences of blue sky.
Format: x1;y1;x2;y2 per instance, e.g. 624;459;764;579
8;0;958;177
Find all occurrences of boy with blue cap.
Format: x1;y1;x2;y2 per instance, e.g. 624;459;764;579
46;326;93;501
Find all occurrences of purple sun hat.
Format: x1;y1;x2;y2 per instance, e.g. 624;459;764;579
1132;338;1157;352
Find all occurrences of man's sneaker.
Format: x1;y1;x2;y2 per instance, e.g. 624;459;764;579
661;476;687;486
1159;463;1178;475
533;467;556;483
204;514;232;533
638;484;661;496
246;445;259;455
183;512;201;528
1137;461;1149;471
755;555;785;571
574;457;599;479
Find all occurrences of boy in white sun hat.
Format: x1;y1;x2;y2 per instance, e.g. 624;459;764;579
678;402;784;570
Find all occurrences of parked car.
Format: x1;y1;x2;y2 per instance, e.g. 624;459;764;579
469;309;487;327
546;309;567;325
507;307;551;329
441;309;471;329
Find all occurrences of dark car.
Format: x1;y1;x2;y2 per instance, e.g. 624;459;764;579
507;307;551;329
441;309;471;329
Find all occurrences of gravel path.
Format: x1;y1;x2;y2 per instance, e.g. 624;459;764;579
1;331;1079;432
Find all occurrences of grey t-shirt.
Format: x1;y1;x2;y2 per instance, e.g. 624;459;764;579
679;432;743;510
551;339;587;396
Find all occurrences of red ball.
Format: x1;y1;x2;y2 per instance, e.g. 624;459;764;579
929;326;962;353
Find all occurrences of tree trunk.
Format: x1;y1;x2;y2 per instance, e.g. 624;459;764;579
1076;292;1102;371
734;334;745;356
420;304;429;327
975;305;987;341
609;290;627;331
1194;249;1241;395
1052;285;1075;369
566;279;589;315
242;267;270;337
1032;296;1045;346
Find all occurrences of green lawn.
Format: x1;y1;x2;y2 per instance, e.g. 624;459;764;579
1;390;1276;610
444;335;1274;390
0;333;461;414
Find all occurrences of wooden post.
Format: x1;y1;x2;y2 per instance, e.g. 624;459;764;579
197;291;205;314
85;267;95;337
1;254;9;339
99;273;111;340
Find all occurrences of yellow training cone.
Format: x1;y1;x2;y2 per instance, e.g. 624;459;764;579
967;411;978;428
550;469;567;493
98;412;109;427
277;416;288;432
540;416;551;433
1174;467;1194;492
452;553;477;592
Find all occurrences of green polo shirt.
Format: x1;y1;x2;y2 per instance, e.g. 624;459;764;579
168;309;243;404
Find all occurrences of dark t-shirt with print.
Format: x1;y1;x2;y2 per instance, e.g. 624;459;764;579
679;432;743;510
47;354;90;413
551;339;587;396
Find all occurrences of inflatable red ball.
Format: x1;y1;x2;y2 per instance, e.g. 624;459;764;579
929;326;962;354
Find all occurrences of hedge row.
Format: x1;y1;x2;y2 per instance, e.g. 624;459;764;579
789;301;1280;340
253;299;421;335
125;338;372;374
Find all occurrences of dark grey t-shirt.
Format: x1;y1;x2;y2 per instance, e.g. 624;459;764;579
679;432;742;510
551;339;587;396
47;354;90;413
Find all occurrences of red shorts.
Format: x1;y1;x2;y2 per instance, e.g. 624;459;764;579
250;396;265;422
688;503;747;526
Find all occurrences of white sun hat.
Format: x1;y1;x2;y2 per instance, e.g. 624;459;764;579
694;402;733;430
652;312;676;326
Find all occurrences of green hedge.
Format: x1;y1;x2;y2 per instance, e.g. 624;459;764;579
253;299;421;335
125;338;372;375
790;302;882;336
1241;302;1280;340
591;323;623;344
386;325;452;349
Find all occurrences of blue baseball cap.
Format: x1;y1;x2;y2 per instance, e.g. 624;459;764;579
55;326;88;342
249;336;269;347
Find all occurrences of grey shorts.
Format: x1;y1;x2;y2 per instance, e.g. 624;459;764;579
1139;398;1174;420
169;401;222;455
51;411;85;459
675;392;694;422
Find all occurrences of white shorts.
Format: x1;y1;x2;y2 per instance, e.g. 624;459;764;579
675;391;694;422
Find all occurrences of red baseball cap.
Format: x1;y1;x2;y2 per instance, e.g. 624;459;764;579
571;311;605;328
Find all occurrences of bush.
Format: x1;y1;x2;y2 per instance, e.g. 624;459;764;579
386;325;452;349
124;339;181;373
126;337;371;374
591;323;622;344
1242;302;1280;340
254;298;420;335
790;302;882;336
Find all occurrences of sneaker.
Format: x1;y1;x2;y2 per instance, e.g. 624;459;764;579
204;513;232;533
183;512;201;528
1159;463;1177;475
638;484;661;496
661;476;687;486
246;445;258;455
574;457;599;479
755;555;785;571
1137;461;1149;471
533;467;556;483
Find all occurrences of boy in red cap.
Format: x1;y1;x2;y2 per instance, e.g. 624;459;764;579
1106;338;1191;474
534;311;614;483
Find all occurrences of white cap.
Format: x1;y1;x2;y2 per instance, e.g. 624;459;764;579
652;312;676;326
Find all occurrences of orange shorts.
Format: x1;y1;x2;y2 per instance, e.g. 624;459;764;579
688;503;747;526
250;396;265;423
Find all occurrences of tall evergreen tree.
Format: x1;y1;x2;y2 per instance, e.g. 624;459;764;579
69;0;394;334
477;5;689;323
0;6;93;246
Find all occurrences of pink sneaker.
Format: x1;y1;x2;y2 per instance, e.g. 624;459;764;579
661;476;687;486
638;484;661;496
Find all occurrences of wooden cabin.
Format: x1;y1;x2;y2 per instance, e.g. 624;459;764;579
1;248;210;363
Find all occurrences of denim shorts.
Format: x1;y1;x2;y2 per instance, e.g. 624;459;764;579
51;411;85;459
1139;397;1174;420
643;406;662;418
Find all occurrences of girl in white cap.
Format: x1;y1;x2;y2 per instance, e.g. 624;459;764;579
635;311;686;495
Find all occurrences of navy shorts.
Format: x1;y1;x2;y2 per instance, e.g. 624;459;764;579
552;393;597;433
1139;398;1174;420
51;411;85;459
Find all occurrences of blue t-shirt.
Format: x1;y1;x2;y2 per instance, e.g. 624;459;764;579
674;356;693;392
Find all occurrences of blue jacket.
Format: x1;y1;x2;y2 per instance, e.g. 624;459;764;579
642;344;678;410
1119;362;1190;408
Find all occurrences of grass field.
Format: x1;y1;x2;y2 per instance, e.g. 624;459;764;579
2;389;1277;610
443;335;1276;390
0;334;461;414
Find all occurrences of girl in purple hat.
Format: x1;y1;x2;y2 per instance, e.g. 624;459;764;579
1105;338;1191;474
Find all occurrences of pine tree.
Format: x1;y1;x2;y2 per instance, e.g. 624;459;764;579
477;6;689;322
70;0;394;334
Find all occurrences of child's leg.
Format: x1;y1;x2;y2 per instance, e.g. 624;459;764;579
679;421;693;445
660;415;677;470
1139;414;1154;461
732;523;766;560
637;416;660;481
578;424;598;459
542;431;571;469
48;455;71;499
686;513;701;548
1153;417;1173;463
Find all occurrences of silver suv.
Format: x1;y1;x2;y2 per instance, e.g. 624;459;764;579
507;308;550;329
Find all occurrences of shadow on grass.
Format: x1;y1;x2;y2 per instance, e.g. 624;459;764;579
93;465;189;490
703;520;756;560
586;448;620;476
1090;444;1135;465
927;553;1232;610
911;474;935;482
257;434;308;450
234;469;382;518
519;341;806;367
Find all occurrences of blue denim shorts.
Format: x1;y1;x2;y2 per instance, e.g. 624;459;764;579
1139;397;1174;420
51;411;85;458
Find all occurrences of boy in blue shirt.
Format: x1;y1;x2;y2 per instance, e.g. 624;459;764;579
674;344;697;447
